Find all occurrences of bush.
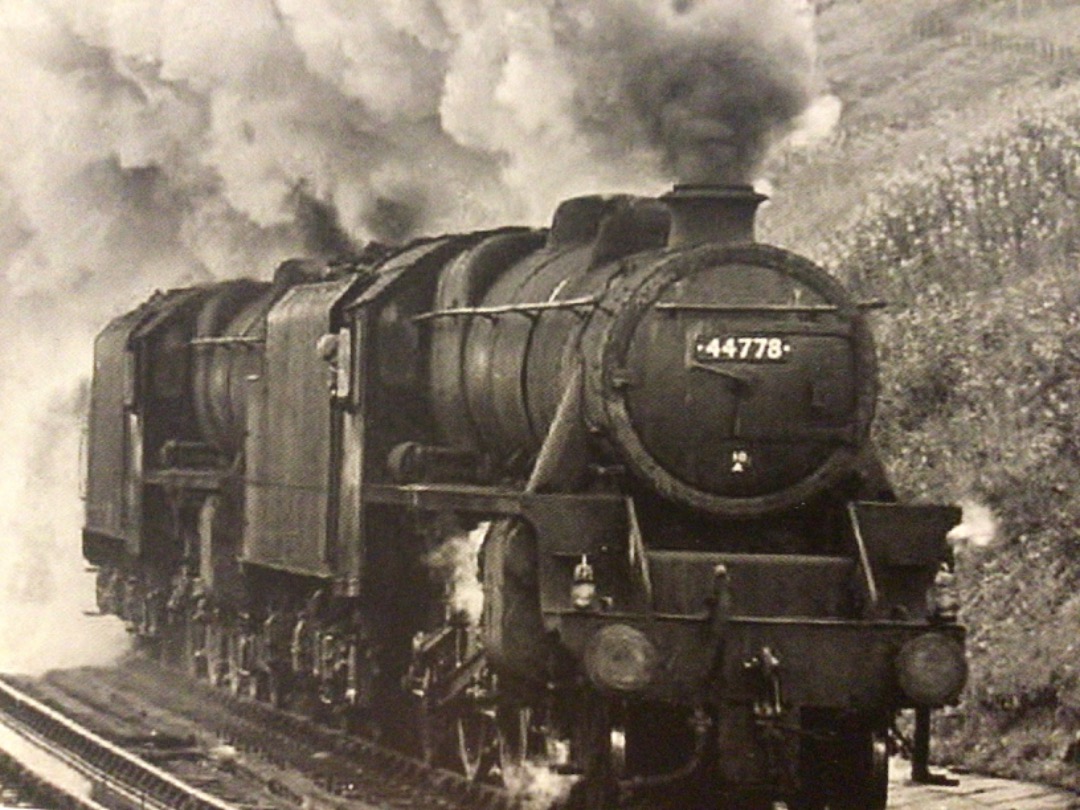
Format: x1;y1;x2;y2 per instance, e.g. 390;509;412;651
822;105;1080;783
818;108;1080;305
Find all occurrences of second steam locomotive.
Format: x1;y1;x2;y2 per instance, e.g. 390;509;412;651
83;185;966;809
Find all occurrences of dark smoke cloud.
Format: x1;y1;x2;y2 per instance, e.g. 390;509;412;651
3;1;819;278
440;1;818;197
289;183;358;256
551;1;818;183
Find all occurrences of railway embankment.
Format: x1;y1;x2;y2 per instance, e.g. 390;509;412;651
820;100;1080;790
757;1;1080;790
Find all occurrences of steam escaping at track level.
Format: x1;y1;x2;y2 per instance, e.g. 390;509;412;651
0;382;129;674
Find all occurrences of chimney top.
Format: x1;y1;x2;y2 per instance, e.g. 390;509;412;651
660;184;767;247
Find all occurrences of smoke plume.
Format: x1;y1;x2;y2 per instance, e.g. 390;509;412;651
0;0;821;672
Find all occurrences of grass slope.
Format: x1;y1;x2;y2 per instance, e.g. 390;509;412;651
761;0;1080;250
762;0;1080;787
859;116;1080;785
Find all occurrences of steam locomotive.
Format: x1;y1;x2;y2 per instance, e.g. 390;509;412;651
83;185;966;809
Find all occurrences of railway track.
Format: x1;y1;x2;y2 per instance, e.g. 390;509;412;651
0;675;241;810
2;658;1078;810
99;665;521;810
0;742;98;810
2;659;525;810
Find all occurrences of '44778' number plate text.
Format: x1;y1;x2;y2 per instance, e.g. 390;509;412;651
694;335;792;363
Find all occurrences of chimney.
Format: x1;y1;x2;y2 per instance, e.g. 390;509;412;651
661;184;767;248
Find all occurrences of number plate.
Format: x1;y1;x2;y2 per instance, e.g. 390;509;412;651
693;335;792;363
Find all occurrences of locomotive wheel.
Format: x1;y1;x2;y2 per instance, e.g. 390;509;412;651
264;665;288;709
226;645;244;695
495;704;558;791
456;708;501;782
226;652;243;695
159;621;187;669
183;620;208;679
227;638;259;699
418;709;439;766
414;667;446;768
837;730;889;810
496;705;534;771
205;623;231;688
235;669;259;700
492;707;525;785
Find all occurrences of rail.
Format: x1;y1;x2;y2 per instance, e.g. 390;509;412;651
0;676;238;810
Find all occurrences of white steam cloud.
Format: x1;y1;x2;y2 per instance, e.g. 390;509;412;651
504;759;577;810
947;499;1000;552
784;92;842;149
0;0;821;673
425;524;487;626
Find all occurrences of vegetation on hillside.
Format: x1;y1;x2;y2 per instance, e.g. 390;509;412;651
758;0;1080;783
820;104;1080;785
820;111;1079;300
761;0;1080;249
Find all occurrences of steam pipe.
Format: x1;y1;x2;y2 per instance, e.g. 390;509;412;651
661;184;767;247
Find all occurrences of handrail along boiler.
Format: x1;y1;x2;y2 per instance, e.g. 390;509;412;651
82;184;966;809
